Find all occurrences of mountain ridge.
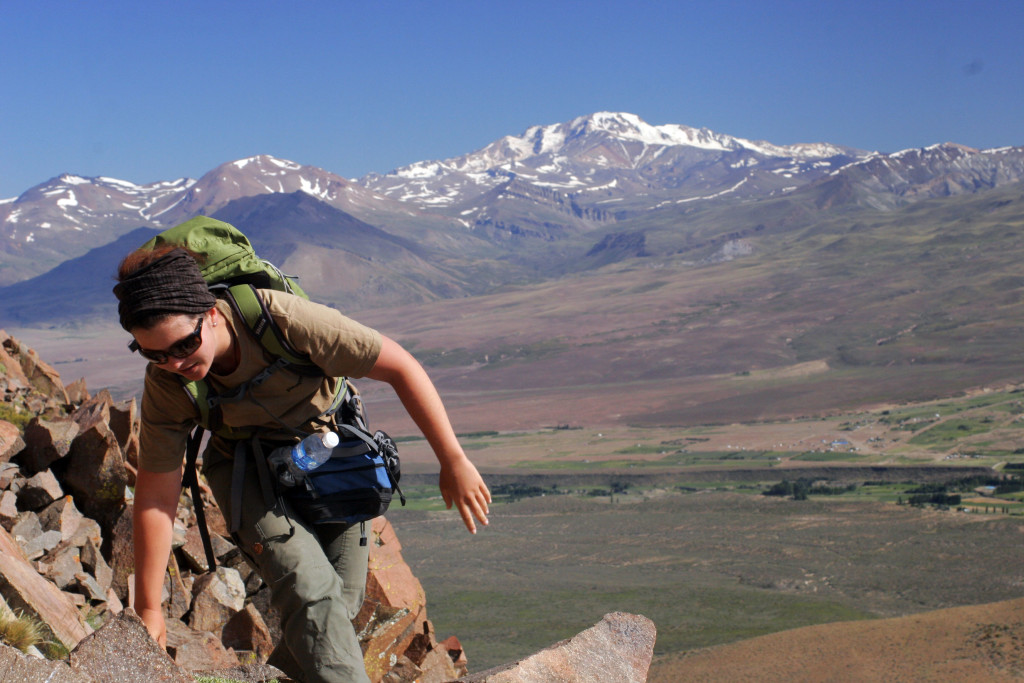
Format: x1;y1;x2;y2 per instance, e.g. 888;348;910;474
2;112;1024;309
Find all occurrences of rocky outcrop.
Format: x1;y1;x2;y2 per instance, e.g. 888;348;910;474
0;330;471;681
0;329;658;682
457;613;655;683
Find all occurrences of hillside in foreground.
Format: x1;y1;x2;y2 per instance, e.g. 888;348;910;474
648;598;1024;682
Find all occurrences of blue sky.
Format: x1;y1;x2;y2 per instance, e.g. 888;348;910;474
2;0;1022;199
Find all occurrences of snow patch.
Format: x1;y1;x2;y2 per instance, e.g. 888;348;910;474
99;177;144;190
57;190;78;208
269;157;301;170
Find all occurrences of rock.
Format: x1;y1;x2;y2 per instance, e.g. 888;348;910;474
0;461;20;490
247;586;283;646
381;654;423;682
69;389;113;434
42;545;82;590
457;612;656;683
418;643;461;683
0;524;93;649
189;566;246;633
203;490;230;537
221;602;274;661
102;588;124;616
73;571;108;602
0;419;24;464
108;397;137;449
403;620;461;681
107;505;134;601
165;618;240;672
68;515;103;550
68;608;192;682
12;511;63;560
23;353;68;404
64;421;128;527
65;377;90;405
193;662;287;683
180;522;211;572
366;517;427;613
2;334;68;404
122;429;140;476
80;535;114;594
10;510;42;540
38;495;85;543
211;530;238;561
64;590;87;607
0;334;32;387
166;555;194;621
362;606;419;682
18;468;65;510
359;517;434;680
23;529;64;560
0;490;18;530
0;641;91;683
20;417;79;473
442;635;469;672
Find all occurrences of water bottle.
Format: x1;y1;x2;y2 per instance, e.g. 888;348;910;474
290;431;340;472
270;431;340;486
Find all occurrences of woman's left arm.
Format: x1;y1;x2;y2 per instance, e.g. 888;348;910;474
365;335;491;533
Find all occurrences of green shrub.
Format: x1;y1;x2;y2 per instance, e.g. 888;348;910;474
0;403;30;430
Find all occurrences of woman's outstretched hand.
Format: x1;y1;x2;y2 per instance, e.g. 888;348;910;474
439;456;491;533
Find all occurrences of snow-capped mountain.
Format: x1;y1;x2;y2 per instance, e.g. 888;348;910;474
810;143;1024;210
1;174;192;245
0;155;435;285
3;112;1024;288
358;112;868;217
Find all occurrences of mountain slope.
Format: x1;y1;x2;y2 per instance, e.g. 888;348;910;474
209;192;477;309
0;226;161;325
0;155;470;286
649;597;1024;682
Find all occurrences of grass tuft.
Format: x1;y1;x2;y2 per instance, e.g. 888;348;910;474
0;607;47;653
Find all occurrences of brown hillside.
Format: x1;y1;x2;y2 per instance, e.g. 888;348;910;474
649;597;1024;682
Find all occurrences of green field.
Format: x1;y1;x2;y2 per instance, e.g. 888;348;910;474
392;472;1024;672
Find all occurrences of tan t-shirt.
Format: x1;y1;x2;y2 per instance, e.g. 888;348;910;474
138;289;382;473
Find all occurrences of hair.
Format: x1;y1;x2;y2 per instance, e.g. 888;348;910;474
117;244;204;281
115;246;209;331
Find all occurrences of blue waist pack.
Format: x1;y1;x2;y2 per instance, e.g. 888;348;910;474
276;426;405;528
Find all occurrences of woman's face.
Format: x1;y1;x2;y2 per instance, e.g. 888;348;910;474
131;311;217;381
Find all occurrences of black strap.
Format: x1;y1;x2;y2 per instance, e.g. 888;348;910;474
230;440;247;536
249;436;280;510
182;426;216;572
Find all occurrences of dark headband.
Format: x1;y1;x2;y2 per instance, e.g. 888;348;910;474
113;248;216;331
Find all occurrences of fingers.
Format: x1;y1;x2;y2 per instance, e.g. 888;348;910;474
457;487;490;534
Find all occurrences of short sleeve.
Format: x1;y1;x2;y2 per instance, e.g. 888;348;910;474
258;290;383;378
137;364;195;472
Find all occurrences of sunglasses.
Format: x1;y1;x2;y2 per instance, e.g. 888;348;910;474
128;316;204;364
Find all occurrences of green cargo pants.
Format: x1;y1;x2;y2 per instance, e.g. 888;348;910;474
204;451;371;683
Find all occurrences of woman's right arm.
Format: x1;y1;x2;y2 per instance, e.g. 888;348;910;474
132;466;183;648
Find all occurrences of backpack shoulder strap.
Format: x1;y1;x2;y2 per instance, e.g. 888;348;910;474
176;284;333;436
181;426;216;571
179;376;218;432
224;283;321;372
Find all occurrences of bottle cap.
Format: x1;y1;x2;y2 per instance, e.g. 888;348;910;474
321;431;340;448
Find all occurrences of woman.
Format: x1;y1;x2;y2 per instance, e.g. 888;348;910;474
114;246;490;682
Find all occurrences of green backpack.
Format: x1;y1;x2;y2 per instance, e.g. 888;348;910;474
137;216;351;437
